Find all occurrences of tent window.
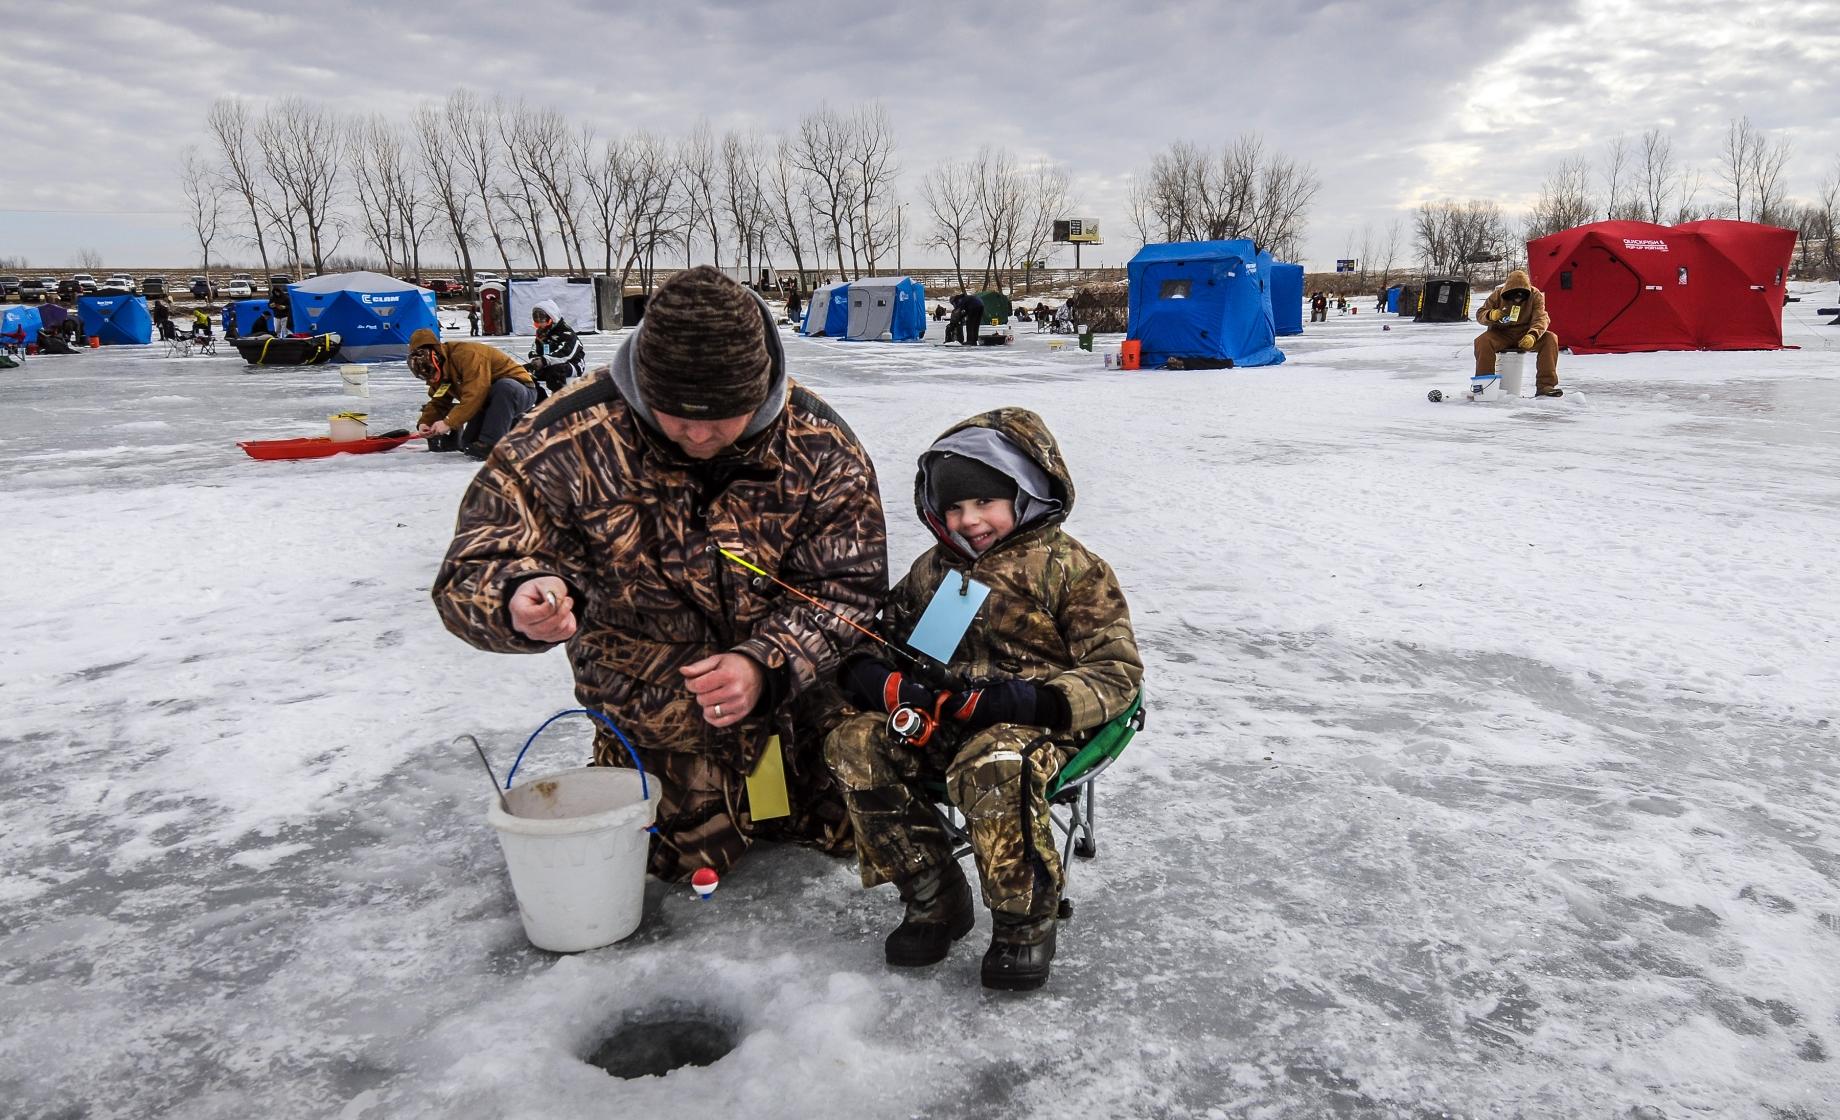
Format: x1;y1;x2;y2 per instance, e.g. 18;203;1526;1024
1159;279;1192;300
1559;271;1572;290
1774;268;1783;285
1677;267;1688;285
1435;286;1450;303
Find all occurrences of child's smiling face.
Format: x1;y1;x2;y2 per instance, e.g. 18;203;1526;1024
944;498;1016;554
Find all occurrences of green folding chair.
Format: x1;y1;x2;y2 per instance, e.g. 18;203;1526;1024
926;689;1146;918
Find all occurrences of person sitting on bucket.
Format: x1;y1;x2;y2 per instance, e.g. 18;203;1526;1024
824;408;1144;991
409;328;537;460
431;265;889;883
525;299;585;403
1474;268;1562;397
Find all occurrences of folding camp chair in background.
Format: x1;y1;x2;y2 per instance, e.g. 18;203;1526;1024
927;689;1146;920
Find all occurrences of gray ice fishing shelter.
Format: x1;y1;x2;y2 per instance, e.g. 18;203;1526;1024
843;275;925;341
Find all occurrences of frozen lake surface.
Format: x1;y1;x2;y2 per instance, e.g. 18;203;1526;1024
3;293;1839;1118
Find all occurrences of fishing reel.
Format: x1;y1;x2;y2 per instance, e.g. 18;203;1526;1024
888;692;954;748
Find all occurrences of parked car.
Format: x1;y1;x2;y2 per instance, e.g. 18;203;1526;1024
0;275;21;299
471;272;502;289
58;279;84;300
223;279;254;298
189;276;210;300
17;278;54;302
426;277;461;296
268;274;293;294
100;274;135;294
140;276;167;299
71;273;98;292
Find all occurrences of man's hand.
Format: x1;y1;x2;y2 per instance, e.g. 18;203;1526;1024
415;422;432;436
508;576;577;643
1484;308;1503;323
681;653;764;729
428;419;452;436
1517;332;1538;351
840;657;938;713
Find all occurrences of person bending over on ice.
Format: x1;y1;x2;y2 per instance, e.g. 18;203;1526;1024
409;328;536;460
431;266;888;882
1474;268;1562;397
525;299;585;403
824;408;1143;991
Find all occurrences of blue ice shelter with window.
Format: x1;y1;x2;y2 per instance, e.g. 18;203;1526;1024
1;304;43;346
286;270;439;361
226;299;275;337
843;275;926;341
1125;240;1285;369
1384;285;1403;313
1271;261;1304;336
801;282;851;336
76;294;152;346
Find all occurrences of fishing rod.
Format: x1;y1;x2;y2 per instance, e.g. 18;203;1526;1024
716;546;967;746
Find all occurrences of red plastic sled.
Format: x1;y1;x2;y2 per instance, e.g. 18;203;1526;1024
237;434;419;461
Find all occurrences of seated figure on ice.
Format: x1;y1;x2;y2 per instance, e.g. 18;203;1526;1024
1474;268;1562;398
824;407;1143;992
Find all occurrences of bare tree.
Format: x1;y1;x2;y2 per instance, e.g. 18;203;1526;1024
205;98;273;273
509;105;591;273
74;249;104;270
1135;135;1319;256
445;90;515;275
921;158;978;290
676;120;719;269
1375;218;1404;291
1525;156;1595;240
763;136;816;288
720;130;770;283
791;105;857;278
1601;134;1644;220
1015;161;1070;292
412;103;477;281
579;130;634;275
178;145;224;276
495;100;558;271
1355;222;1375;289
347;115;403;272
1638;128;1677;224
1717;116;1756;220
970;146;1022;289
1748;130;1793;227
1816;156;1840;278
256;98;341;273
1124;174;1154;247
1413;199;1510;280
846;103;899;273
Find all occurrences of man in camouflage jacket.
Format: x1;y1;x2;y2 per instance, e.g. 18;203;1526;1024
826;407;1142;989
433;267;888;880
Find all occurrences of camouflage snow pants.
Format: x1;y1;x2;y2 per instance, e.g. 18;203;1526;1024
823;712;1072;920
594;728;853;883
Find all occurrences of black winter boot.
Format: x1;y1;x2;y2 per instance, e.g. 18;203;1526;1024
426;432;459;453
981;913;1057;991
884;861;975;967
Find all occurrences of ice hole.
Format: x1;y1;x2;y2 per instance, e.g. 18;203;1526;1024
586;1005;740;1079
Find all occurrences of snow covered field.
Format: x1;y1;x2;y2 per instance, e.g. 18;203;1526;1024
3;292;1838;1119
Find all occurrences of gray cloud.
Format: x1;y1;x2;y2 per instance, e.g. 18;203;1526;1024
2;0;1834;270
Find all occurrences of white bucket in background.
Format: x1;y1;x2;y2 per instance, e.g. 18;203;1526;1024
328;415;368;442
339;364;369;398
1496;352;1526;398
488;767;654;952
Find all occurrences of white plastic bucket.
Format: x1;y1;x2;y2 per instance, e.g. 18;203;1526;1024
488;766;655;952
328;415;367;442
1496;352;1526;398
339;365;369;398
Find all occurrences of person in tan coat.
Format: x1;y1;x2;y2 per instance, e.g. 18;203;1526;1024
409;328;537;458
1474;269;1562;397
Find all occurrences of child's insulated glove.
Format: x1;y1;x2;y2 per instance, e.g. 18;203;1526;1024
946;679;1071;735
841;656;937;714
1517;332;1539;350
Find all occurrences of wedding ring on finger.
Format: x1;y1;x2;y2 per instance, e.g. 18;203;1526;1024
544;589;558;610
714;704;723;718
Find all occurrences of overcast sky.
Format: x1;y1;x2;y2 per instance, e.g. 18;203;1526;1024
3;0;1836;273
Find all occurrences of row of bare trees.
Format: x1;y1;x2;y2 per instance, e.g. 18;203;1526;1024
919;148;1070;292
1123;136;1321;261
184;94;938;293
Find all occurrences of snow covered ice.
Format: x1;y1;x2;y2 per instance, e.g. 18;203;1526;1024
3;295;1838;1119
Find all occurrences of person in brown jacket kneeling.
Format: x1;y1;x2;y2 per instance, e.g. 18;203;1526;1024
409;328;537;459
1474;269;1562;397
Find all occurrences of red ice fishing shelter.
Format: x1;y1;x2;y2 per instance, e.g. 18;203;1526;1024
1526;219;1796;354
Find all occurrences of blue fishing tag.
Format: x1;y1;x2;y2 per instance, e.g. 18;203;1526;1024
906;573;991;662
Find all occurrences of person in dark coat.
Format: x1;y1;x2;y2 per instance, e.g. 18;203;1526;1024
785;288;802;325
152;301;177;341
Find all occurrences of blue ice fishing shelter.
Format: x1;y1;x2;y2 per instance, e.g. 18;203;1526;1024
1125;240;1285;369
286;270;439;361
1385;285;1402;313
77;294;152;346
844;275;926;341
801;282;850;336
1271;262;1304;336
227;299;275;337
1;304;43;346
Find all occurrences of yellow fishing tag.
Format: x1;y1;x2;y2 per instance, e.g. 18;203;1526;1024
746;734;791;821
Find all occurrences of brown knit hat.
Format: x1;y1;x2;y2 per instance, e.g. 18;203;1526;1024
635;266;772;419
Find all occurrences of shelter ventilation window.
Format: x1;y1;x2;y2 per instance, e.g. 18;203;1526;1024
1773;268;1783;285
1677;267;1688;285
1159;279;1192;300
1560;272;1572;290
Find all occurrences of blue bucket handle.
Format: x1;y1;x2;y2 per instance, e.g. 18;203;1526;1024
503;708;650;803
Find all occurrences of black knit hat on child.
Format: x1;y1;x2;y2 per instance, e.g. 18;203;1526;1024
929;452;1017;510
634;265;773;419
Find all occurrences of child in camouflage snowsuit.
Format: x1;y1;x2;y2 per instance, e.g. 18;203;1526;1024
824;407;1142;990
